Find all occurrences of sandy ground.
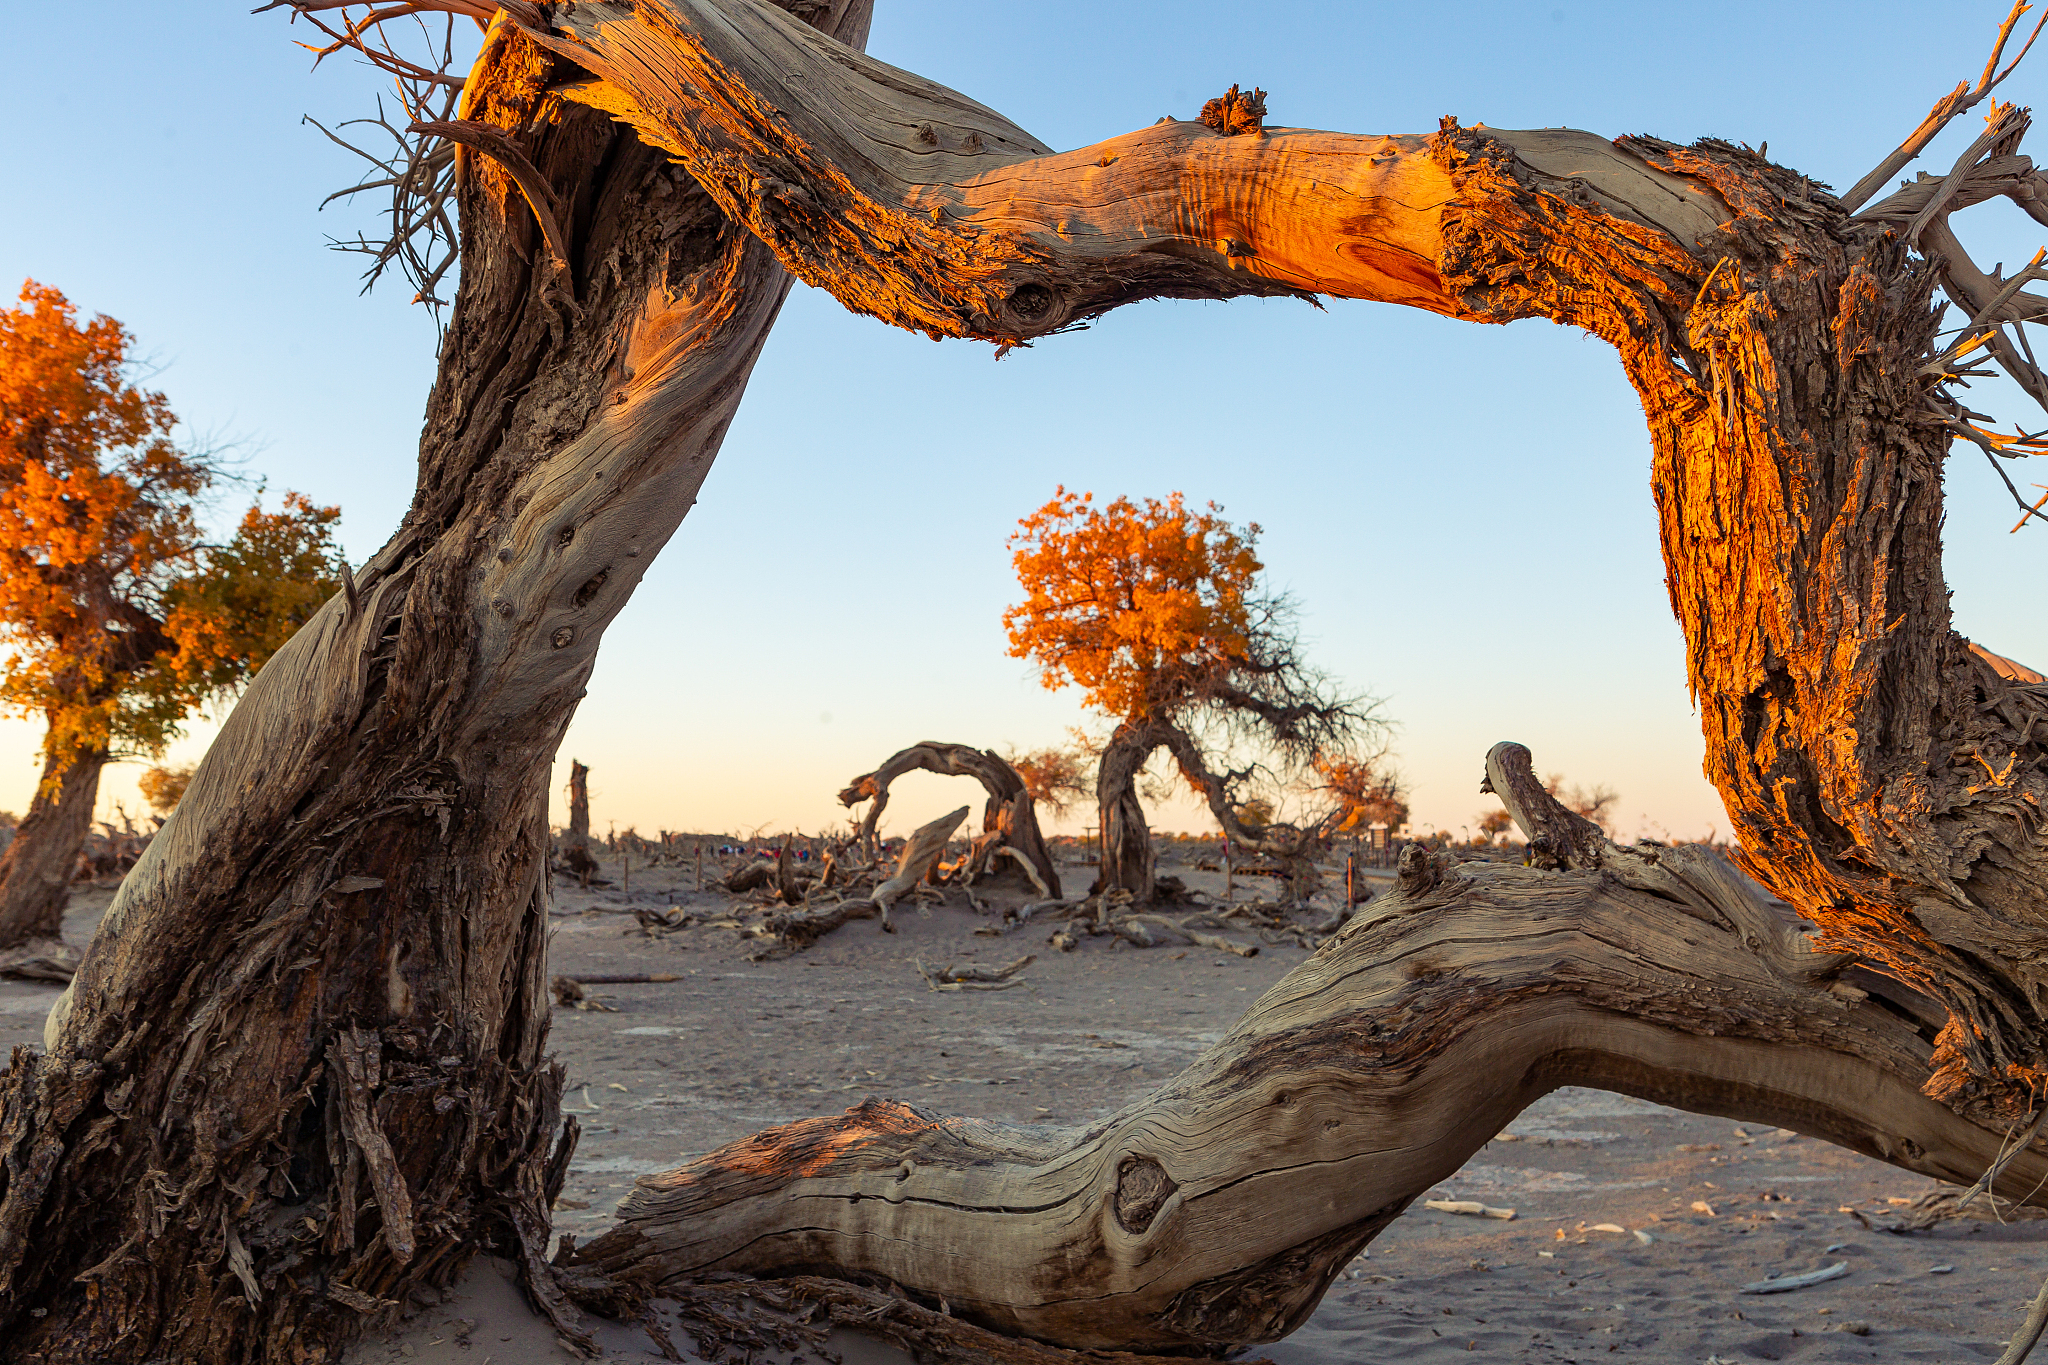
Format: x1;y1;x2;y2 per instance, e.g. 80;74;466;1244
6;857;2047;1364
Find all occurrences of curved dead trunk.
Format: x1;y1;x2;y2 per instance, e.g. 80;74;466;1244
516;0;2048;1114
1092;718;1170;902
0;742;106;978
0;4;878;1361
577;773;2030;1351
837;742;1061;898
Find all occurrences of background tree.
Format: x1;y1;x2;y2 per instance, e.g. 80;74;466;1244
1005;489;1369;902
0;282;343;977
1002;743;1092;817
1477;808;1517;843
1544;772;1620;836
136;763;193;816
1314;753;1410;834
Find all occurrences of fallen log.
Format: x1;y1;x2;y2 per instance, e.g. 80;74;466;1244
868;806;971;926
916;955;1036;992
573;765;2048;1354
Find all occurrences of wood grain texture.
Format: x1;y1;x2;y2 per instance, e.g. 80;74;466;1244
505;0;2048;1116
0;4;878;1361
577;828;2037;1352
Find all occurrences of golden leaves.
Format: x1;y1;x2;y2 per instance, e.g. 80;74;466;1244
0;282;343;771
1003;487;1263;723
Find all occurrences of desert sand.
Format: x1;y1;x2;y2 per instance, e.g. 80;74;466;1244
5;853;2042;1364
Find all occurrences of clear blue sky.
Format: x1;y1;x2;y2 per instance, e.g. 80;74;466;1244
1;3;2042;844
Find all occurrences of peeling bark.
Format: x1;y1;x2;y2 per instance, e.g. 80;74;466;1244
509;0;2048;1114
0;4;878;1361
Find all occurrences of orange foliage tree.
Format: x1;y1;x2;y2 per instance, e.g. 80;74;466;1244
1005;489;1371;900
1001;744;1092;816
1314;753;1410;835
0;282;344;975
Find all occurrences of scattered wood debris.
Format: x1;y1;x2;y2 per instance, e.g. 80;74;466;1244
1424;1199;1515;1220
1843;1182;2048;1233
1739;1261;1848;1294
550;972;682;1009
916;955;1035;992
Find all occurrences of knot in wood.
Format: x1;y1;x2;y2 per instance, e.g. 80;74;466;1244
1200;84;1268;137
1113;1154;1177;1234
552;626;576;649
1006;282;1056;322
1395;842;1440;894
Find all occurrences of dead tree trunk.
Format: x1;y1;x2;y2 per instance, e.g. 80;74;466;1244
577;752;2041;1351
566;759;591;851
0;4;878;1361
0;742;106;978
561;758;597;884
520;0;2048;1119
837;742;1061;899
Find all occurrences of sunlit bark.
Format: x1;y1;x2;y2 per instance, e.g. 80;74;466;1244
520;0;2048;1117
0;5;876;1362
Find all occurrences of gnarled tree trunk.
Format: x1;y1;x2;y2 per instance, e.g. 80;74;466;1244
0;4;877;1361
0;741;106;978
7;2;2047;1361
837;741;1061;899
578;759;2039;1351
1092;717;1171;901
513;0;2048;1119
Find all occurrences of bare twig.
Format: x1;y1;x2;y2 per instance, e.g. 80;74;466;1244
1840;0;2048;211
2015;486;2048;533
261;3;476;314
1903;105;2034;245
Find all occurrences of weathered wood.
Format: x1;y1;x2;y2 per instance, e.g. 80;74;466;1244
0;4;880;1361
511;0;2048;1115
838;742;1062;899
1481;741;1604;872
870;805;969;918
576;810;2044;1352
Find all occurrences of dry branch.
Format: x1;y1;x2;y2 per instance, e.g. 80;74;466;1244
838;743;1062;898
573;781;2048;1351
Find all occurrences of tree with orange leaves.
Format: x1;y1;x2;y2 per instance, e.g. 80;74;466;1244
1314;752;1410;835
0;282;343;978
1005;489;1373;901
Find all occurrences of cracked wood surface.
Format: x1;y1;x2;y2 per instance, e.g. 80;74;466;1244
500;0;2048;1112
0;4;878;1362
576;833;2043;1352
